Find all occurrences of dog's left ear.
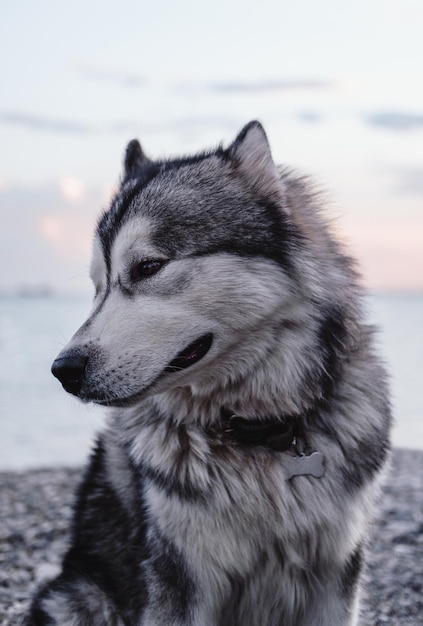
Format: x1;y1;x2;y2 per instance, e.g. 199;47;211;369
123;139;151;181
228;121;285;203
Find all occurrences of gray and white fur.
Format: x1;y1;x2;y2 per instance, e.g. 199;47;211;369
26;121;391;625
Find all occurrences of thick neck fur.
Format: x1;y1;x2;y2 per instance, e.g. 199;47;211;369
114;294;359;470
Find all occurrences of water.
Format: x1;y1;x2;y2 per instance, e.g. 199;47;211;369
0;295;104;470
367;293;423;449
0;293;422;470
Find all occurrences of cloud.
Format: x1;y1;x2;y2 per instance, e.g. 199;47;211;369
59;176;85;203
0;183;66;211
79;65;148;88
0;111;93;134
0;180;104;293
175;79;335;95
0;109;141;135
209;80;335;93
77;67;334;95
38;211;93;261
365;112;423;131
296;111;323;123
390;167;423;195
0;108;241;138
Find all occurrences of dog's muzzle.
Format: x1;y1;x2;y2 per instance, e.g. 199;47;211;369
51;333;213;404
51;353;88;396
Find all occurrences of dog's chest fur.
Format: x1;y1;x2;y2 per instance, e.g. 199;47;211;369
106;408;367;625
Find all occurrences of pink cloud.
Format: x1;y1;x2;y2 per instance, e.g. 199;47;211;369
345;221;423;291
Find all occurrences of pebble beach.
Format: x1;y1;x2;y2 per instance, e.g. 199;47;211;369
1;448;422;625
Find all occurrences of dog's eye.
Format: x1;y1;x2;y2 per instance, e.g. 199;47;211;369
130;259;167;282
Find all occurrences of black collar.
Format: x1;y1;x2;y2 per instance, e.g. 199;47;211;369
219;409;326;480
221;409;304;452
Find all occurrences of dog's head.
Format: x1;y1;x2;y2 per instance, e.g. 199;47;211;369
51;121;346;411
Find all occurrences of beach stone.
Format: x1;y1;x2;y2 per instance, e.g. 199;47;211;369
0;449;422;625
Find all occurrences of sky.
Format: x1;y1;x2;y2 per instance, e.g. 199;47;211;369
0;0;422;293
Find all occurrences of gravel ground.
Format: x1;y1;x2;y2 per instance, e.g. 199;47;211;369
0;448;422;625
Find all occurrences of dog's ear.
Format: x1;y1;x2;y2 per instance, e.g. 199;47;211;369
228;121;285;203
123;139;151;181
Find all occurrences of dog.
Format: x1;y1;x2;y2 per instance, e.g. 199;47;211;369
26;121;391;625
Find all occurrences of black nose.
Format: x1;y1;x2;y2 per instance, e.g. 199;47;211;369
51;353;88;395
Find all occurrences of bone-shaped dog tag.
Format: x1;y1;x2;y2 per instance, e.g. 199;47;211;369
285;451;325;480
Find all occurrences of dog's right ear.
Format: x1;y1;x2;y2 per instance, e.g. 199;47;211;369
123;139;151;181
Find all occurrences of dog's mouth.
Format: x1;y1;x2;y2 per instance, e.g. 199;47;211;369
95;333;214;408
164;333;213;373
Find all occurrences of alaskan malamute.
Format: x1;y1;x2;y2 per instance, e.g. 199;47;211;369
27;122;391;625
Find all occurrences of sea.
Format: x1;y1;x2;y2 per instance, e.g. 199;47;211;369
0;293;422;470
